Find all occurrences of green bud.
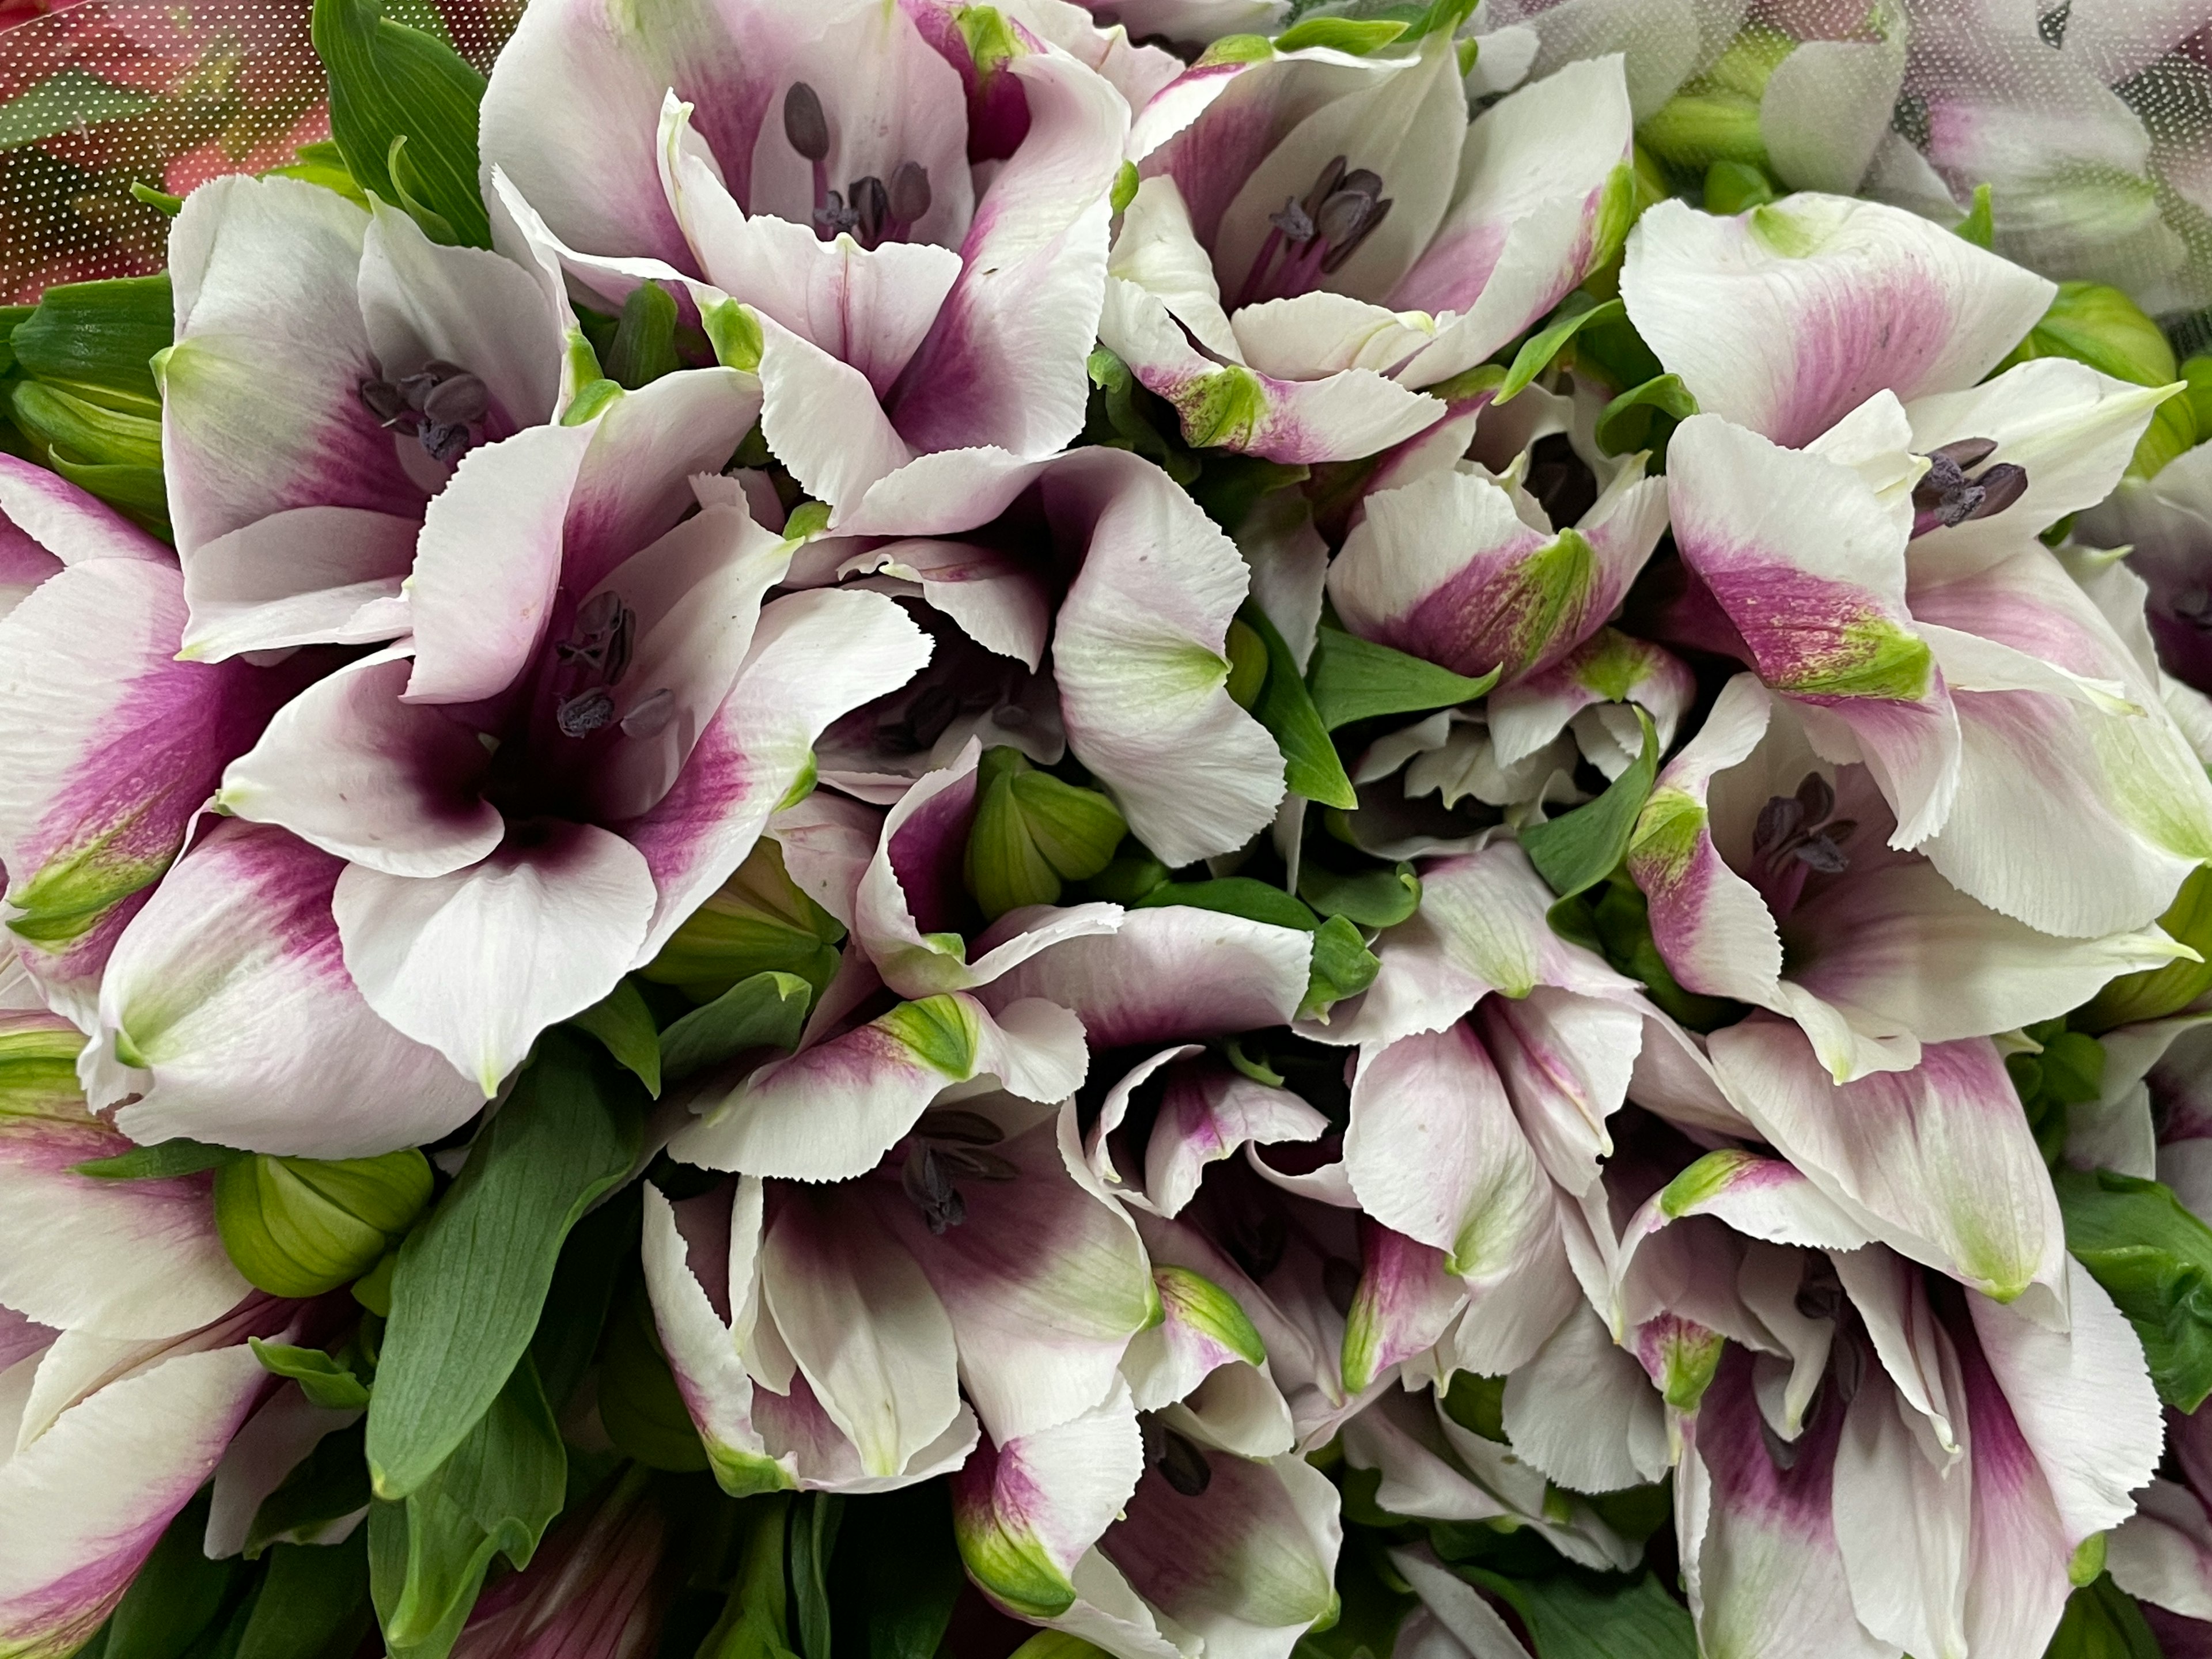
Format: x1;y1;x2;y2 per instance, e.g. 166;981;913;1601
2182;355;2212;440
1082;849;1169;904
10;380;162;469
9;274;170;410
1224;618;1270;710
1703;158;1777;215
2078;864;2212;1032
642;838;846;1002
605;279;681;390
964;748;1128;921
1637;29;1793;175
214;1149;433;1298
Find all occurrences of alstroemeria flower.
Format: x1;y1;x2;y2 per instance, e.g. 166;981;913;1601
163;175;571;660
646;1097;1154;1497
1628;675;2191;1080
1326;446;1669;688
1100;44;1635;460
2109;1401;2212;1643
479;0;1132;518
1613;1154;2163;1659
0;457;310;1022
0;1291;310;1655
953;1330;1341;1657
91;393;925;1130
785;446;1289;868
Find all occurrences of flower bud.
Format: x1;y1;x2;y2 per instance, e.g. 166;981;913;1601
1224;618;1269;709
964;747;1129;921
2077;865;2212;1032
1637;28;1793;175
641;837;845;1002
214;1148;433;1298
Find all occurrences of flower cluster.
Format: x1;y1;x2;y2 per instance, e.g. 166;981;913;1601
2;0;2212;1656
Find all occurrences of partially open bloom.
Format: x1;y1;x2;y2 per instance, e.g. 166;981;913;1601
1102;41;1635;460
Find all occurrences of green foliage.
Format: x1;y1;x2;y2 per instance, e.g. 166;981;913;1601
1300;861;1421;930
0;69;157;150
569;977;664;1096
2044;1574;2164;1659
104;1491;244;1659
2008;1020;2107;1164
368;1354;567;1656
790;1493;843;1659
2056;1165;2212;1410
596;1276;710;1472
0;275;172;531
236;1540;375;1659
1498;293;1627;404
71;1138;237;1180
1242;603;1358;808
314;0;491;248
1594;375;1698;464
367;1031;643;1499
658;971;814;1086
1306;626;1499;731
1521;710;1658;902
250;1339;374;1411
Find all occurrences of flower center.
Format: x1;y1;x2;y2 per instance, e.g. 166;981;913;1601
1751;771;1856;918
784;82;934;252
1236;154;1394;309
1139;1416;1214;1496
359;358;490;463
1910;437;2027;537
900;1107;1018;1234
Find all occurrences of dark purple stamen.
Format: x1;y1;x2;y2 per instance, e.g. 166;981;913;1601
1752;771;1856;916
900;1109;1017;1233
358;358;490;462
1911;435;2028;537
1236;153;1396;307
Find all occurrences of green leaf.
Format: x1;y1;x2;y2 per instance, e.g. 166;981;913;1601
569;976;662;1096
2055;1166;2212;1410
1301;912;1380;1021
605;279;681;389
1306;626;1498;731
1299;861;1420;930
235;1538;373;1659
369;1353;566;1655
698;1495;801;1659
0;69;157;150
247;1419;373;1559
1954;181;1994;248
791;1493;844;1659
250;1339;373;1411
596;1274;709;1471
368;1031;643;1498
313;0;490;249
2044;1574;2163;1659
659;971;813;1086
12;380;161;467
71;1137;238;1180
1509;1571;1698;1659
1271;15;1408;52
104;1490;242;1659
1243;603;1357;808
12;275;171;407
1521;709;1659;901
1596;374;1698;462
853;1483;965;1659
1134;877;1320;933
1498;294;1625;404
528;1181;638;1417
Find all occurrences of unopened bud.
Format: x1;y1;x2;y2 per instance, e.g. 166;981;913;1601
214;1149;433;1298
1224;618;1269;709
1636;29;1792;175
642;836;845;1002
963;747;1129;922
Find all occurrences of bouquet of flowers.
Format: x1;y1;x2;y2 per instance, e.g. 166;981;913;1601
5;0;2212;1654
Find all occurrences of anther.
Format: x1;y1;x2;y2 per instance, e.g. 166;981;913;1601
889;161;931;227
1156;1429;1213;1496
783;82;830;162
556;686;618;737
620;687;675;739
